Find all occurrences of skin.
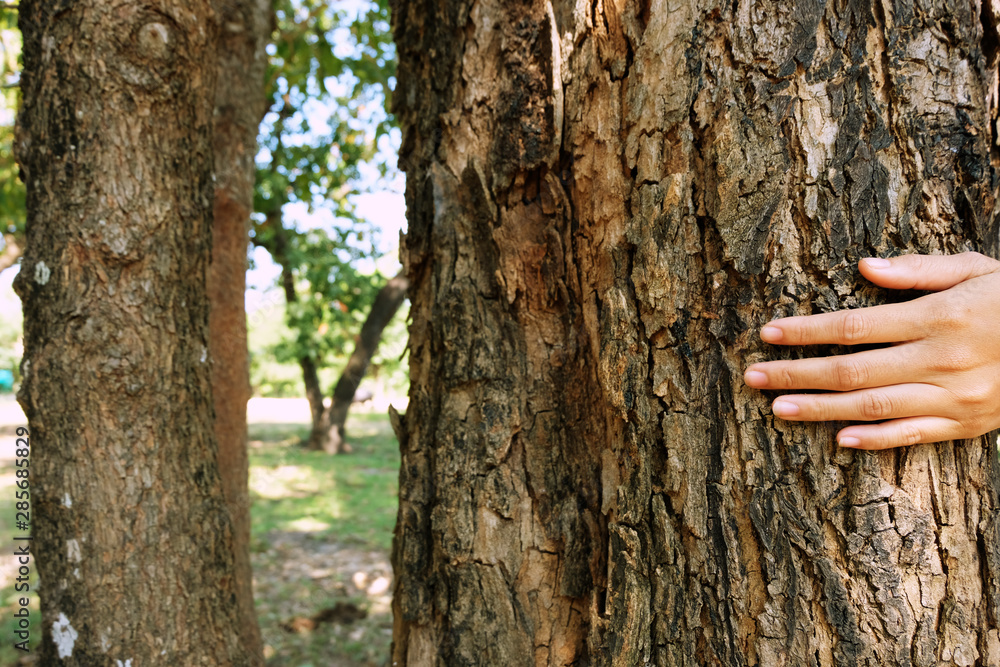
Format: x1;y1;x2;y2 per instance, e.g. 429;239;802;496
744;252;1000;450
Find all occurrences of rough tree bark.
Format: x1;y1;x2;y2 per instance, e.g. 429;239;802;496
209;0;271;659
308;269;408;454
390;0;1000;665
15;1;249;664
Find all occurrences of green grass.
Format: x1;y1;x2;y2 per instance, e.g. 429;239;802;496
248;412;401;552
249;411;400;667
0;410;402;667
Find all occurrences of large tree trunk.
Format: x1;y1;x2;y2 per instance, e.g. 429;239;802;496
308;270;408;454
390;1;1000;665
209;0;270;660
15;1;249;664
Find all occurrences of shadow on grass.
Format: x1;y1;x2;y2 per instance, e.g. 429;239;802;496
249;412;399;666
0;412;400;667
248;413;400;552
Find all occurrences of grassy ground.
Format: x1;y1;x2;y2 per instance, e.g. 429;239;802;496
0;408;400;667
250;412;399;667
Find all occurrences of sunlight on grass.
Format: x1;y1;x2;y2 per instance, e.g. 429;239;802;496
250;464;325;499
0;410;401;666
248;412;399;551
287;517;333;532
249;411;400;666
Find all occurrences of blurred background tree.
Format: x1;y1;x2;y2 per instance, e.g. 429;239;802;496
0;10;24;274
0;10;22;394
251;0;405;452
0;0;407;415
0;1;407;662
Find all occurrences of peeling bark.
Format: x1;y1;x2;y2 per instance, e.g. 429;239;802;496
390;0;1000;665
15;0;249;663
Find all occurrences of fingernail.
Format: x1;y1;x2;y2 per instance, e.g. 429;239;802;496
760;326;783;343
838;436;862;448
862;257;891;269
744;370;768;387
772;400;800;417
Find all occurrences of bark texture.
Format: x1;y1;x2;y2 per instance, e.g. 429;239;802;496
209;0;271;659
391;0;1000;665
15;1;249;664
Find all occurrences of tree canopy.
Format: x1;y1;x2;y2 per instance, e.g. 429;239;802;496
252;0;401;404
0;10;24;273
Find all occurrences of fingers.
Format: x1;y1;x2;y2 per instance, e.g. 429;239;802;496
760;253;1000;347
859;252;1000;292
768;384;950;423
760;301;928;346
835;416;966;450
747;253;1000;450
744;345;922;392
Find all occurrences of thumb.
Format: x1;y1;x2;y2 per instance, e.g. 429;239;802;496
859;252;1000;291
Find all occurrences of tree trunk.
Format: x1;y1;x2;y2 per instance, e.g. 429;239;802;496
390;1;1000;665
262;216;408;454
264;215;330;442
15;2;249;664
209;0;270;660
307;270;408;454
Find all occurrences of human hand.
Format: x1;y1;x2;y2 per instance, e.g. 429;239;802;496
743;253;1000;450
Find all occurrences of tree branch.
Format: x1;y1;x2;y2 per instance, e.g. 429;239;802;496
312;270;408;453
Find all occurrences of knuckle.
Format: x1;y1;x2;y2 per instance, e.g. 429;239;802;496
956;382;992;407
835;358;868;389
927;301;953;328
840;312;871;344
898;423;924;447
962;251;1000;274
933;349;976;373
964;415;986;437
961;251;985;263
860;392;894;420
904;253;928;273
929;299;972;330
777;366;796;389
